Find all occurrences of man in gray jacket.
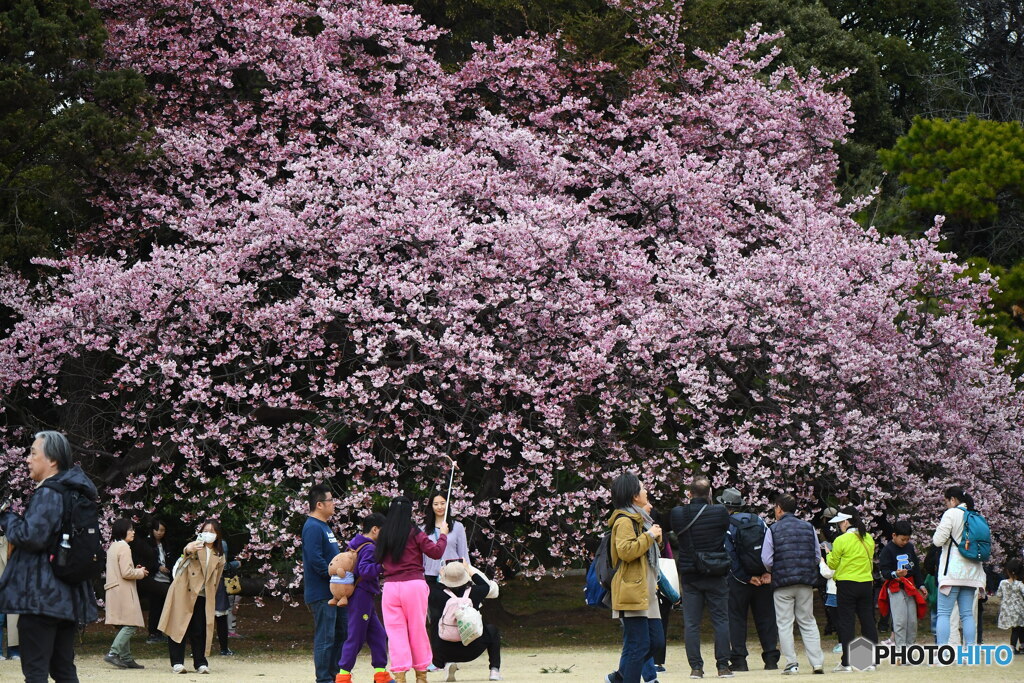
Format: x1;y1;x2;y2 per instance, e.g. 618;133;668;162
0;432;98;682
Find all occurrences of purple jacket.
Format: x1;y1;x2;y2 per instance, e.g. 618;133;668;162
349;533;383;596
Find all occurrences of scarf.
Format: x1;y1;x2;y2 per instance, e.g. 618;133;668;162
629;504;661;571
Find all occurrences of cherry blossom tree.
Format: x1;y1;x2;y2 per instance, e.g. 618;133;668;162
0;0;1021;589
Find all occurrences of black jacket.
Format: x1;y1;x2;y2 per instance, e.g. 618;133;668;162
878;540;923;586
0;467;99;624
670;499;729;579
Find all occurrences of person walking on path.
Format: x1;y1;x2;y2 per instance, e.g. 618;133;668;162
336;512;393;683
825;506;877;672
606;473;663;683
0;431;99;683
158;520;226;674
376;495;447;683
761;493;824;676
670;475;732;679
303;484;348;683
877;520;927;648
719;487;779;672
932;486;985;646
103;518;148;669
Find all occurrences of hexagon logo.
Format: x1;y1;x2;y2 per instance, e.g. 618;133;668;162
849;637;877;671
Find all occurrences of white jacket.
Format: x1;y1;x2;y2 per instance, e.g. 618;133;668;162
932;505;985;590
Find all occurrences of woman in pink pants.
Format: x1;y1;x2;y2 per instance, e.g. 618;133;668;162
375;496;447;683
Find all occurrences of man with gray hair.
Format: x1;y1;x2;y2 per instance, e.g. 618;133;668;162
0;431;99;682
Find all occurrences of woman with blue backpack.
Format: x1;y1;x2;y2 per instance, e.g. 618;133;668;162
932;486;987;646
605;472;663;683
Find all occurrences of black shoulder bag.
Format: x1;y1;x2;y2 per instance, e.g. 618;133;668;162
679;504;731;577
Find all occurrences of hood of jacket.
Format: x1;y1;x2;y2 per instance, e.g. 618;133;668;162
607;508;642;528
348;533;375;551
50;465;99;501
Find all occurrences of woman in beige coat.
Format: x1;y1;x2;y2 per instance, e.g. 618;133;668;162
104;518;148;669
158;519;225;674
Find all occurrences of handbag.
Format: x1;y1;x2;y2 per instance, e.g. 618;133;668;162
657;557;681;603
679;504;731;576
224;575;242;595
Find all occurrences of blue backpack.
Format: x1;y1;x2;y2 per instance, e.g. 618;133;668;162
584;533;614;608
952;508;991;562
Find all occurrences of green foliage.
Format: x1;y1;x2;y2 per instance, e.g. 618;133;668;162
0;0;150;274
879;117;1024;264
963;256;1024;379
397;0;646;71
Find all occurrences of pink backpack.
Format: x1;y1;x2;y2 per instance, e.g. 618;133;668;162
439;587;478;643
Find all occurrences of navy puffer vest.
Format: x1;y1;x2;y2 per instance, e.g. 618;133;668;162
770;513;819;588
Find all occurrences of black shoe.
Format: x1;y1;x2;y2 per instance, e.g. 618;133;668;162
717;668;734;679
690;669;704;679
730;660;749;672
219;648;235;656
121;658;145;669
104;654;128;669
764;662;779;670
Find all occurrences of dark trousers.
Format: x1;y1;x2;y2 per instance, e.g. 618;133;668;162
836;580;878;667
18;614;78;683
1011;626;1023;649
619;617;664;683
431;623;502;670
728;578;780;667
168;596;209;670
142;579;170;637
683;576;731;671
652;593;672;665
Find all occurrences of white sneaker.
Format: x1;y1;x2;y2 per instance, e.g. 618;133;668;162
172;664;186;674
445;662;459;682
863;665;876;671
832;663;852;673
782;662;799;675
197;665;210;674
489;669;503;681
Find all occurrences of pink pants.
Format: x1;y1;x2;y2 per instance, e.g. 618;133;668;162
381;579;432;672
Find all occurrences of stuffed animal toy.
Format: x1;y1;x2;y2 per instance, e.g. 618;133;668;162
328;550;358;606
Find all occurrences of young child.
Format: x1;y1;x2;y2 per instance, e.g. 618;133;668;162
996;558;1024;654
336;512;394;683
877;520;927;648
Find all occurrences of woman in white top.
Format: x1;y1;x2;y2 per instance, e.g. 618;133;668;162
932;486;985;646
422;493;469;583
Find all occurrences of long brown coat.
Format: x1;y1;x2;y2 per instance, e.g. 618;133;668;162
608;509;653;611
157;545;225;654
104;540;146;627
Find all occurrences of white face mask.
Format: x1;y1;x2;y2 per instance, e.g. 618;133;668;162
198;531;217;545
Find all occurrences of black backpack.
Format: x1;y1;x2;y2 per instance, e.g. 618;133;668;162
41;479;103;584
729;513;767;576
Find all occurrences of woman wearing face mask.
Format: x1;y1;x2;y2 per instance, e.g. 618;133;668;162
158;520;225;674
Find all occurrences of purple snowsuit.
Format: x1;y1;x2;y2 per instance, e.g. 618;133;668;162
338;533;388;672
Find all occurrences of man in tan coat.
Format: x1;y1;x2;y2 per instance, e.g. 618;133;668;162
157;524;225;674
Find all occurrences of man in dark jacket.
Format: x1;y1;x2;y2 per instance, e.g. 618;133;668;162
0;431;98;683
670;475;732;679
760;493;824;675
719;487;780;672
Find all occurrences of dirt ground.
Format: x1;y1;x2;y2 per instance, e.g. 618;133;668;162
13;643;1023;681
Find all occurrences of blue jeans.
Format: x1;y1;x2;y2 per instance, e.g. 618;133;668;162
617;647;659;681
936;586;976;646
310;600;348;683
619;617;664;683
